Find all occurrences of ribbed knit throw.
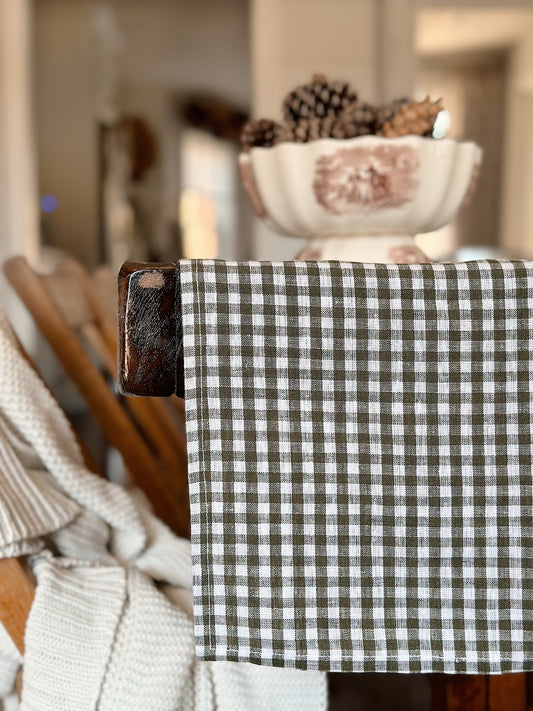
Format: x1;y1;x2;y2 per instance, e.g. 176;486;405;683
180;259;533;673
0;308;327;711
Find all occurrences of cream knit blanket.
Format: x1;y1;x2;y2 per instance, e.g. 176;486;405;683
0;309;327;710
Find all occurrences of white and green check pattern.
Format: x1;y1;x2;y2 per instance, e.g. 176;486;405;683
180;259;533;673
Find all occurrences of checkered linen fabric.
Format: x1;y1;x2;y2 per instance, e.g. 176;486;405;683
180;259;533;673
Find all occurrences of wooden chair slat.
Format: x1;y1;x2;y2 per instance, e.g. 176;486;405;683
4;256;188;536
0;559;34;654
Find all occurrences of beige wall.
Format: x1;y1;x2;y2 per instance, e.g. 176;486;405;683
501;32;533;258
0;0;39;332
0;0;39;265
416;2;533;257
33;0;250;267
420;0;533;6
110;0;250;108
34;0;99;266
252;0;378;121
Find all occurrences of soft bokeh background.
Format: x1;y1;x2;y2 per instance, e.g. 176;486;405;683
3;0;533;288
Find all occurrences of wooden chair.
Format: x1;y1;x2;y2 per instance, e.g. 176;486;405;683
92;263;186;436
58;258;188;470
0;559;34;655
117;260;532;711
3;256;189;537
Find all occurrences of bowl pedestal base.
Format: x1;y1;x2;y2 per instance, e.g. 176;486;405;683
294;234;431;264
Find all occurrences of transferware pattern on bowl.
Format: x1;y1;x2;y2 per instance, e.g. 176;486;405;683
239;135;482;242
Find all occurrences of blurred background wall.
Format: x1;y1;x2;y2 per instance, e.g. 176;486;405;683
2;0;533;278
0;0;39;322
32;0;250;268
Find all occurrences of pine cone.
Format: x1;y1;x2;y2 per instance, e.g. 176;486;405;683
334;101;376;138
282;74;358;123
240;118;281;151
375;98;410;132
377;96;443;138
278;117;336;143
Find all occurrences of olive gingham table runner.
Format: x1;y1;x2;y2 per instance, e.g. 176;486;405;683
180;259;533;673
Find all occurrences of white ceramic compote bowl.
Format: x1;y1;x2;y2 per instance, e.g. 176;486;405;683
239;135;482;263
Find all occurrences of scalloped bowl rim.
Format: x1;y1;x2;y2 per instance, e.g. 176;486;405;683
239;135;483;239
239;135;481;161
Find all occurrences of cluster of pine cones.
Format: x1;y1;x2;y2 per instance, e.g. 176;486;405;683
241;75;443;152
